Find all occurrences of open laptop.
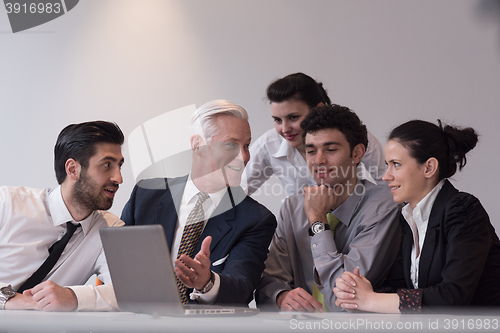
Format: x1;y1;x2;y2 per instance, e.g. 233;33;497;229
99;225;259;317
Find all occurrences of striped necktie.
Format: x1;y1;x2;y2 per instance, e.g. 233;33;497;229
176;192;210;303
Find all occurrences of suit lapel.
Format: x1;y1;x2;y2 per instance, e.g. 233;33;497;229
400;218;414;288
418;180;458;287
418;229;437;288
154;176;188;251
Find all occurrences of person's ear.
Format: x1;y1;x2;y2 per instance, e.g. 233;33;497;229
351;143;366;164
424;157;439;179
65;158;80;181
317;102;324;107
190;135;204;153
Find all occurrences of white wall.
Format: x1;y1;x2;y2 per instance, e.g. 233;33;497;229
1;0;499;231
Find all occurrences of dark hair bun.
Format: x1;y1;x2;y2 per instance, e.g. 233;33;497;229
441;121;478;175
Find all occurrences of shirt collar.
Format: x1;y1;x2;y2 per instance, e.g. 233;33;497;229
186;174;226;208
331;178;365;227
357;162;377;185
402;179;445;223
271;135;294;159
47;185;95;235
271;134;311;179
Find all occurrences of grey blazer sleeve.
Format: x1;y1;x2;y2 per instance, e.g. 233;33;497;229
312;206;401;311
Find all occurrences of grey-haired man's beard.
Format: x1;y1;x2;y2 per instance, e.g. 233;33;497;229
72;169;114;212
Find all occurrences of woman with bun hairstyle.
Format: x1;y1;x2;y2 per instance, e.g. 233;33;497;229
244;73;387;196
334;120;500;312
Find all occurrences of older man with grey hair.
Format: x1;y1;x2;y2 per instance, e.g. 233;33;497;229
121;100;277;305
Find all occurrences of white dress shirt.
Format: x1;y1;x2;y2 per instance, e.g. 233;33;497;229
243;129;386;196
401;179;445;288
170;176;226;304
0;185;123;311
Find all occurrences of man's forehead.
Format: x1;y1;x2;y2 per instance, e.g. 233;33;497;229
217;126;251;138
91;143;123;159
305;128;347;145
212;117;251;142
211;133;251;144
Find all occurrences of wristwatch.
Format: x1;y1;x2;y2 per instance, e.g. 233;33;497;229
196;271;215;294
308;221;330;236
0;285;16;310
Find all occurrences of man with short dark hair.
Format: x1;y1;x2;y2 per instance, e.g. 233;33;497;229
121;100;277;305
256;105;400;312
0;121;125;311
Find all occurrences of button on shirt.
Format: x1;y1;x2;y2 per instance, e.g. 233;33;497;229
0;185;123;311
401;179;445;288
170;176;226;304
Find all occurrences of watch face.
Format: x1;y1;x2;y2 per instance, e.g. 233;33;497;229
311;222;325;234
1;286;15;298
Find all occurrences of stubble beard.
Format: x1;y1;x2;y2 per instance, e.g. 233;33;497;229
72;168;113;214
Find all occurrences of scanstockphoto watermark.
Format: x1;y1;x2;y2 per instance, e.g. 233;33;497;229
289;317;499;331
251;176;367;199
247;162;380;197
303;180;366;200
290;318;424;330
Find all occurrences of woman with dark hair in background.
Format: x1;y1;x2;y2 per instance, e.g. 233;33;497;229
334;120;500;313
244;73;387;196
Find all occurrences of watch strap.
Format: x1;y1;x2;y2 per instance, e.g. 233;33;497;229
0;298;7;310
196;271;215;294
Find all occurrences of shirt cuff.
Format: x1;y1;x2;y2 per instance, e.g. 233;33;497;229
189;272;220;304
68;284;118;311
310;230;338;259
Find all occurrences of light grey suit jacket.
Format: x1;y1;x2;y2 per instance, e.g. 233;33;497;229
256;179;401;311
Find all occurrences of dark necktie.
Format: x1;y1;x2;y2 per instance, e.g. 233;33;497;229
176;192;209;304
17;222;81;293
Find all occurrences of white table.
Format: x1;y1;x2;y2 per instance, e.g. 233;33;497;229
1;309;499;332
